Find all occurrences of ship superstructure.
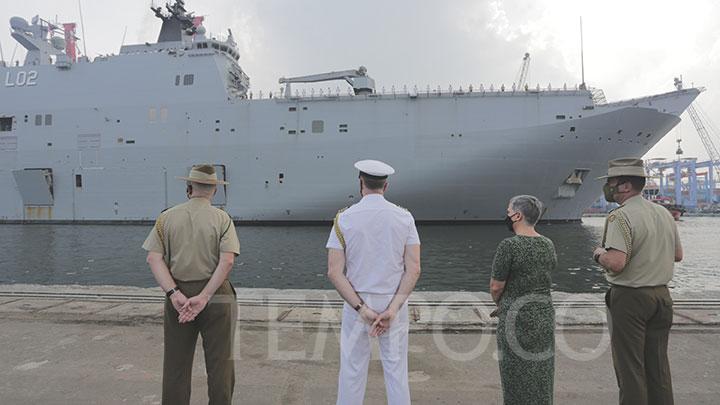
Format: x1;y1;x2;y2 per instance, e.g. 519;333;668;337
0;1;701;222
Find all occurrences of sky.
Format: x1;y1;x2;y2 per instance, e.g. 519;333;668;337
2;0;719;161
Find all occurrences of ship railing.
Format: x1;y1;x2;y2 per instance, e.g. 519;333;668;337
598;87;703;109
249;83;592;101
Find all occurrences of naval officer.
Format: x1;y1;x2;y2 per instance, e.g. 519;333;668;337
143;164;240;405
593;158;683;405
327;159;422;405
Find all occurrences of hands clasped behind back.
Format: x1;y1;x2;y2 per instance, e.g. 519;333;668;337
358;298;399;337
170;291;209;324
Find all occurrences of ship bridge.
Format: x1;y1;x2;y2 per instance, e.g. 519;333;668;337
119;0;250;98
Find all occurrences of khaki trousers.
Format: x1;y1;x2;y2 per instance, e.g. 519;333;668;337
162;279;237;405
605;285;674;405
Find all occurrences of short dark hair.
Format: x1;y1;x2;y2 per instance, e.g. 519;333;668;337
360;174;386;190
615;176;646;191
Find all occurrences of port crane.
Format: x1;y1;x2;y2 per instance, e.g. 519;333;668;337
674;77;720;182
514;52;530;90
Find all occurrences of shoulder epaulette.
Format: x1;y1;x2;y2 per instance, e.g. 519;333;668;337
607;212;617;223
333;207;349;250
608;204;624;214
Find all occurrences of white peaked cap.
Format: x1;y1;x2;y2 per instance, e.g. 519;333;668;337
354;159;395;177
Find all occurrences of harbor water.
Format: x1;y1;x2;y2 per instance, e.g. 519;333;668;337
0;217;717;293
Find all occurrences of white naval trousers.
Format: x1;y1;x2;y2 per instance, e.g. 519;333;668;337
336;293;410;405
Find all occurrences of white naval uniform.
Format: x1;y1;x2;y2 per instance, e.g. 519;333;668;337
326;194;421;405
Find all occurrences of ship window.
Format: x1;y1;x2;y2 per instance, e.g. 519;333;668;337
288;107;297;112
183;74;194;85
0;117;12;132
212;43;219;50
160;108;168;122
312;120;324;133
45;114;53;126
175;75;181;86
125;139;135;144
75;174;82;188
556;115;566;120
35;114;43;126
24;115;28;123
339;123;349;133
288;130;297;135
149;108;157;122
570;126;576;132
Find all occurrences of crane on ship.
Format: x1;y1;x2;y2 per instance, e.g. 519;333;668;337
279;66;375;98
674;77;720;182
514;52;531;90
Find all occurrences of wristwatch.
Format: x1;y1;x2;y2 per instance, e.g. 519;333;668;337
354;298;365;312
166;286;179;297
593;252;602;264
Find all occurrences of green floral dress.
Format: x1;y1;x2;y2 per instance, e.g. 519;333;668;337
492;235;557;405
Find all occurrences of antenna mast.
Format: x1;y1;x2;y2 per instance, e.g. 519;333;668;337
121;26;128;47
579;16;586;90
78;0;88;56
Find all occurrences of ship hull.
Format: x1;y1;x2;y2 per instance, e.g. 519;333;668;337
0;52;700;222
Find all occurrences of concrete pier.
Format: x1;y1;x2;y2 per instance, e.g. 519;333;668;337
1;284;719;404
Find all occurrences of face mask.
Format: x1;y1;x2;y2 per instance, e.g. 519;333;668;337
603;182;624;203
504;213;517;233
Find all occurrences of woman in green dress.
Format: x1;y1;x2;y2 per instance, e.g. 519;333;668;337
490;195;557;405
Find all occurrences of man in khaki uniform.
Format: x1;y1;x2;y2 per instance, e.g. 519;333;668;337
593;158;683;405
143;164;240;405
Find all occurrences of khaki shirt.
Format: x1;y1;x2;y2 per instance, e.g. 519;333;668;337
142;198;240;281
602;195;680;287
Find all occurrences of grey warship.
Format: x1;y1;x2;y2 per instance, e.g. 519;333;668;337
0;1;702;223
